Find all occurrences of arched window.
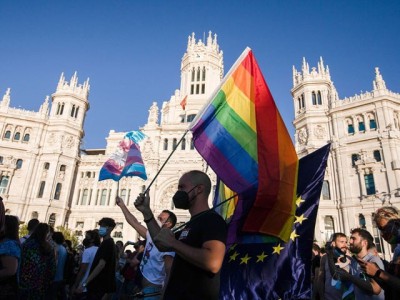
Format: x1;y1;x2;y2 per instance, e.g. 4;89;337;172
14;132;21;141
197;67;201;81
48;213;56;227
74;107;79;118
0;175;10;194
54;183;62;200
324;216;335;241
163;139;168;151
181;138;186;150
60;165;66;172
191;67;195;82
187;114;196;122
44;162;50;170
301;94;305;108
86;171;91;178
370;118;377;130
373;150;382;162
347;119;355;135
81;189;88;205
358;119;365;132
312;92;317;105
172;138;177;150
317;91;322;105
23;133;30;142
4;130;11;139
190;138;195;150
71;105;76;117
16;159;23;169
38;181;46;198
351;154;360;167
322;181;331;200
358;213;366;229
202;66;206;81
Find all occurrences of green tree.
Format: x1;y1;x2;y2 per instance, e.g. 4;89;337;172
19;223;28;238
55;226;79;249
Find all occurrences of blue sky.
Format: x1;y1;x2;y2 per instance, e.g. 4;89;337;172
1;1;399;149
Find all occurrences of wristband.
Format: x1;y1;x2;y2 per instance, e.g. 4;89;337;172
373;269;382;278
144;215;154;223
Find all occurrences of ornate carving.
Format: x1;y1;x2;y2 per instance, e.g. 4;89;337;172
314;125;326;139
65;135;74;148
298;127;308;145
160;184;176;210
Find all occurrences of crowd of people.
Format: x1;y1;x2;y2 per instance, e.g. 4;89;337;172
311;206;400;300
1;169;400;299
0;170;228;300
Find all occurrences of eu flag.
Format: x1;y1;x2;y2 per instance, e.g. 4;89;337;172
219;144;330;300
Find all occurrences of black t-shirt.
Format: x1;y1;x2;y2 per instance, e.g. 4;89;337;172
164;211;227;300
87;237;116;293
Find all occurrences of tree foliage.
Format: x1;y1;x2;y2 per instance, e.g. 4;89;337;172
56;226;79;249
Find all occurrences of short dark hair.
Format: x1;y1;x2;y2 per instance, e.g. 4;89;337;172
351;228;374;249
331;232;347;243
52;231;65;245
162;210;177;227
27;218;39;231
99;217;116;228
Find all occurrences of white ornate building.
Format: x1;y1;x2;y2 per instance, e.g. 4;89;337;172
1;33;398;258
0;32;223;243
292;58;400;258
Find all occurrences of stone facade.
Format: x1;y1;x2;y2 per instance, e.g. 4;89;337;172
292;58;400;259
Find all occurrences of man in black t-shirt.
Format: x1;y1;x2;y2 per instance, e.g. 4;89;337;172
79;217;116;300
134;170;227;300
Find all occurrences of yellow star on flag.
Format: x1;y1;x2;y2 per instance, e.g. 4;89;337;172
294;214;308;225
256;251;268;262
290;230;300;241
296;197;305;207
240;253;252;264
229;243;238;251
229;251;239;262
272;243;285;255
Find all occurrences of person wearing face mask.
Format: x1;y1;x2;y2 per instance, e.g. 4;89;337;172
134;170;228;300
358;207;400;299
71;230;100;299
116;196;176;299
77;218;116;300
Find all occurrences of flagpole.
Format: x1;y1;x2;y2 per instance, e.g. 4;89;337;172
143;130;189;194
172;193;237;233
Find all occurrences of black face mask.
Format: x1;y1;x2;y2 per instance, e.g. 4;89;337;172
173;186;197;209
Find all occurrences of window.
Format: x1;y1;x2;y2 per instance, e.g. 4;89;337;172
202;66;206;81
190;66;206;95
373;150;381;162
163;139;168;151
322;181;331;200
14;132;20;141
358;213;366;229
370;119;377;130
81;189;88;205
60;165;66;172
312;92;317;105
371;214;383;253
71;105;76;117
23;133;30;142
54;183;62;200
351;154;360;167
359;121;365;132
37;181;46;198
75;230;83;237
100;189;107;205
324;216;335;242
190;138;195;150
191;67;195;82
301;94;305;108
16;159;23;169
56;102;65;115
172;138;177;150
86;171;91;178
187;114;196;122
0;156;3;164
0;176;9;194
317;91;322;105
181;138;186;150
44;162;50;170
113;231;123;238
120;189;127;201
364;174;376;195
4;130;11;139
348;124;355;135
74;107;79;118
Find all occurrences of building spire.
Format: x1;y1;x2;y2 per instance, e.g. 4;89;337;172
373;67;386;90
1;88;11;107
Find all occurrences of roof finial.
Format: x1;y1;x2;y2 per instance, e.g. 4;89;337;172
1;88;11;107
373;67;386;90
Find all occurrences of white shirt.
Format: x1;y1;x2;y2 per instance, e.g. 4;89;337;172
140;231;174;286
80;246;98;292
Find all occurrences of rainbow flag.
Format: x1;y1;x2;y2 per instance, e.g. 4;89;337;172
190;48;298;241
99;131;147;181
